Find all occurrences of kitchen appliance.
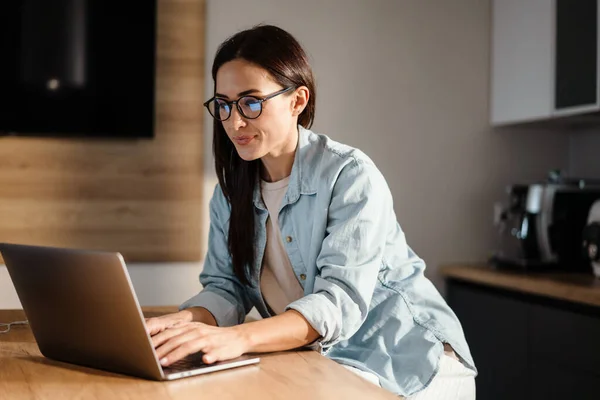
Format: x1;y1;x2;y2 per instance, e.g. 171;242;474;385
491;173;600;272
582;200;600;278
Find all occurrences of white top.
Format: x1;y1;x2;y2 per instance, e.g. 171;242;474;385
260;176;305;315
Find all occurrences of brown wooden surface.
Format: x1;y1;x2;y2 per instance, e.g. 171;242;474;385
0;0;205;263
0;308;400;400
441;264;600;308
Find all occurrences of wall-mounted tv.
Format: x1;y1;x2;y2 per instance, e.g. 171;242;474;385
0;0;157;139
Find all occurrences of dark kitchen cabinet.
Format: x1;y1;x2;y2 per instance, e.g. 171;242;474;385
447;279;600;400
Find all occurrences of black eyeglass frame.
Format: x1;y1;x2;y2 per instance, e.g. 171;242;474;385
203;86;296;121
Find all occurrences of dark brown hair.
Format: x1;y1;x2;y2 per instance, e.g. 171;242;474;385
211;25;316;285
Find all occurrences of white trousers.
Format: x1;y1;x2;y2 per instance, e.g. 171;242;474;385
344;354;476;399
409;354;476;400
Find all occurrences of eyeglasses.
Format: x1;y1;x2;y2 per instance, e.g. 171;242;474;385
0;320;28;334
203;86;295;121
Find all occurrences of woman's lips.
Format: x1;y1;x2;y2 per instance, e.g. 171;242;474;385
233;136;255;145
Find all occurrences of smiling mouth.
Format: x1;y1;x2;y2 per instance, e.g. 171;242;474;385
232;136;255;145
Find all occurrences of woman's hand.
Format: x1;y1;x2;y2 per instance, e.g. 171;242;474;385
145;311;193;337
149;309;319;367
151;322;249;366
145;307;217;337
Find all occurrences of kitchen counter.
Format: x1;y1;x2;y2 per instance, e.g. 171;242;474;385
442;264;600;400
440;263;600;308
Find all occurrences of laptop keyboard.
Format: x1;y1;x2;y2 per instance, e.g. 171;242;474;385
162;354;207;372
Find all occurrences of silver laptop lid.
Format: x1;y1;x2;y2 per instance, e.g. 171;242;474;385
0;243;164;380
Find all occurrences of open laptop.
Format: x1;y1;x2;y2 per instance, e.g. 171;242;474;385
0;242;260;380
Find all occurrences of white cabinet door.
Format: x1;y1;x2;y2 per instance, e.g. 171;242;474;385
491;0;554;125
491;0;600;126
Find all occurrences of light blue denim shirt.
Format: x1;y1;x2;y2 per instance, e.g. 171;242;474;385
181;126;476;396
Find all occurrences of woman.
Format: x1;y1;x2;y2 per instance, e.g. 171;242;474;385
146;25;476;398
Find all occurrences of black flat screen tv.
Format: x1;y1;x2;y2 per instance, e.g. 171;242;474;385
0;0;157;138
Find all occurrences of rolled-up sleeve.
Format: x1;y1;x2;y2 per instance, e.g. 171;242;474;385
286;157;392;351
179;184;253;327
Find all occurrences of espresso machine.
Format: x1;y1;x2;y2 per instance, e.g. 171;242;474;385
491;172;600;273
582;200;600;278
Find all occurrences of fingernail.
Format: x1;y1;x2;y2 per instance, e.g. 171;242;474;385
160;358;168;366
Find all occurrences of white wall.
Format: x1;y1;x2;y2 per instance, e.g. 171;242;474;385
1;0;571;309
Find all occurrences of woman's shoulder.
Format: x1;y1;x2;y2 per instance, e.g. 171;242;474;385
302;126;377;168
301;127;389;193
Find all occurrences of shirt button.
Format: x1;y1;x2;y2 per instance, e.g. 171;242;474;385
286;236;293;243
300;274;307;280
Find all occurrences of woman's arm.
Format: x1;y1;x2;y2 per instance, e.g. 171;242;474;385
152;309;320;366
238;309;320;353
283;157;393;352
178;184;254;327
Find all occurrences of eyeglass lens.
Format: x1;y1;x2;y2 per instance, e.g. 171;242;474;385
208;97;263;121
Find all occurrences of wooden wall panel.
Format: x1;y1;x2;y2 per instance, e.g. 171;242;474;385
0;0;206;263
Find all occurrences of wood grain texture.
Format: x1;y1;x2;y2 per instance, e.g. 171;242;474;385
441;264;600;308
0;0;205;263
0;308;400;400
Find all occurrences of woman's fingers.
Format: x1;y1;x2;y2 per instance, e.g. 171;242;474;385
149;323;243;367
157;332;209;366
145;317;167;336
159;343;205;367
151;324;193;349
154;324;212;361
145;312;186;336
201;347;226;364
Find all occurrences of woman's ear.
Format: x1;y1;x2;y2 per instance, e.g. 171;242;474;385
291;86;309;116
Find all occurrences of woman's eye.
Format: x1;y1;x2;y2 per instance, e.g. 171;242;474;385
215;99;229;109
242;98;261;112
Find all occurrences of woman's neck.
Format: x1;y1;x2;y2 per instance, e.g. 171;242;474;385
261;127;299;182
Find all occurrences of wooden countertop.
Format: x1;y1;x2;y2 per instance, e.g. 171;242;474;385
0;307;399;400
441;264;600;308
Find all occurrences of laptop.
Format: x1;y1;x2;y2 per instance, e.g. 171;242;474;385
0;242;260;380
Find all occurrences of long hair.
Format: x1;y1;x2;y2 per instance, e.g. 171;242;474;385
211;25;316;285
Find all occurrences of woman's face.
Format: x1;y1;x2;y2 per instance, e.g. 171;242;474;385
215;59;302;162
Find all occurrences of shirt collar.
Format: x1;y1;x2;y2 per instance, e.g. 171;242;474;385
253;125;318;210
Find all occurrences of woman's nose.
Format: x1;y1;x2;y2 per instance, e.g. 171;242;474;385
230;107;246;129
